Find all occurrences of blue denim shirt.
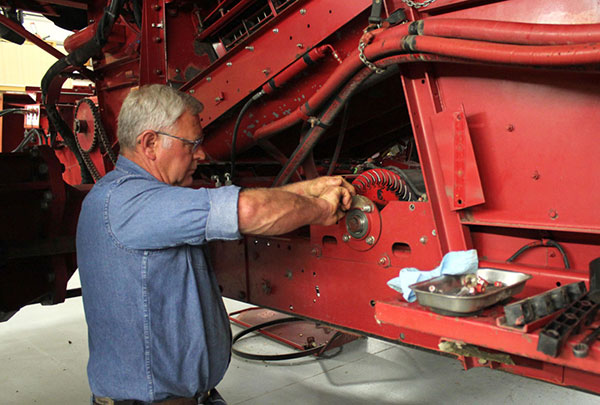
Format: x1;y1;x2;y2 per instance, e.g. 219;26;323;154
76;156;241;402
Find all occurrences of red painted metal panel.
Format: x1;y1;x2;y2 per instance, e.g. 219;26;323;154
429;107;485;211
186;0;371;126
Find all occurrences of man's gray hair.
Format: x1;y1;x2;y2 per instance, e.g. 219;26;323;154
117;84;203;151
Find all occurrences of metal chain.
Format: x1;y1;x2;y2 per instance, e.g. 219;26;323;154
358;34;386;74
402;0;437;9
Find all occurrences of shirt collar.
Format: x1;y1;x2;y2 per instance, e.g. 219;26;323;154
115;155;157;181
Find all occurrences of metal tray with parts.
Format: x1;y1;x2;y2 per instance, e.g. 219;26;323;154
410;268;532;316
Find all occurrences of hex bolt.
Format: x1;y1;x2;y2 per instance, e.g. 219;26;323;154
419;236;427;244
366;236;375;245
342;234;350;242
38;163;48;175
226;62;232;66
378;257;387;266
300;8;306;15
206;77;212;82
273;28;279;33
409;203;416;211
189;89;195;94
362;205;372;213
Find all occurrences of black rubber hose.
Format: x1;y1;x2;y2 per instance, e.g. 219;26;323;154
0;108;25;117
41;0;126;184
231;317;327;361
230;90;265;181
507;239;570;269
326;99;351;176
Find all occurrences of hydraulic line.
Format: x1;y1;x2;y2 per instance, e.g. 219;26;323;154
41;0;126;183
273;53;458;186
401;35;600;66
410;19;600;45
230;90;265;181
253;20;600;145
326;100;351;176
507;239;570;269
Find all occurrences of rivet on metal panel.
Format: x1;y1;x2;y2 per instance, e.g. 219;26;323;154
432;229;437;236
245;46;254;51
419;236;428;244
289;305;294;311
311;246;321;257
300;8;306;15
315;286;320;297
409;203;416;211
549;209;559;220
342;234;350;242
262;68;271;76
273;28;279;33
266;241;271;247
226;62;232;66
285;270;292;279
206;77;212;82
175;68;180;73
254;239;259;245
189;89;195;94
532;170;540;180
507;124;515;132
366;236;375;245
296;43;303;48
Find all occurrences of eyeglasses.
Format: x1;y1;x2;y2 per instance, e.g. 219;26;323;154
156;131;204;153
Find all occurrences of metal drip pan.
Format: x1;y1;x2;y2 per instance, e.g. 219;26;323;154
409;268;532;315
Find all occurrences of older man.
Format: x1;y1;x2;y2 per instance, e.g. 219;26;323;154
76;84;354;405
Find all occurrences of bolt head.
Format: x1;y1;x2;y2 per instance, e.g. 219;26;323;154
419;236;427;244
366;236;375;245
300;8;306;15
342;234;350;242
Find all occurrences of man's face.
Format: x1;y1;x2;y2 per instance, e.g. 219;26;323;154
155;110;206;187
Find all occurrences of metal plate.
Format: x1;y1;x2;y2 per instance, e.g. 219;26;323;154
410;268;532;314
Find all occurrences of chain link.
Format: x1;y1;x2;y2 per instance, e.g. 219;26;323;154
401;0;437;9
358;32;386;74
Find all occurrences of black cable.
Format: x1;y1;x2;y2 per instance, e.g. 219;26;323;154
384;166;425;197
11;129;43;152
507;239;570;269
232;317;343;361
0;108;25;117
326;98;351;176
230;90;265;182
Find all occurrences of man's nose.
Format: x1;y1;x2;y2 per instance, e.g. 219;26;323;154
193;146;206;161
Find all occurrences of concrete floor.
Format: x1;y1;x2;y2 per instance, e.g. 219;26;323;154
1;273;598;405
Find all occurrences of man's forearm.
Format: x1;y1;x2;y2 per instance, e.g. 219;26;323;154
238;188;332;235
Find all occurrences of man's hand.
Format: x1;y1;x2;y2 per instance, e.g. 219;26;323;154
316;186;353;226
282;176;356;204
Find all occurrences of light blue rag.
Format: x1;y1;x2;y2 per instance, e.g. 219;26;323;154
387;249;479;302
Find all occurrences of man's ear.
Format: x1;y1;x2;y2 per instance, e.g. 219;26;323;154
138;130;159;160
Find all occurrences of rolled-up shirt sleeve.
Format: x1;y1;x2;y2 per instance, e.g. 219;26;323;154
107;178;241;250
205;185;241;241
